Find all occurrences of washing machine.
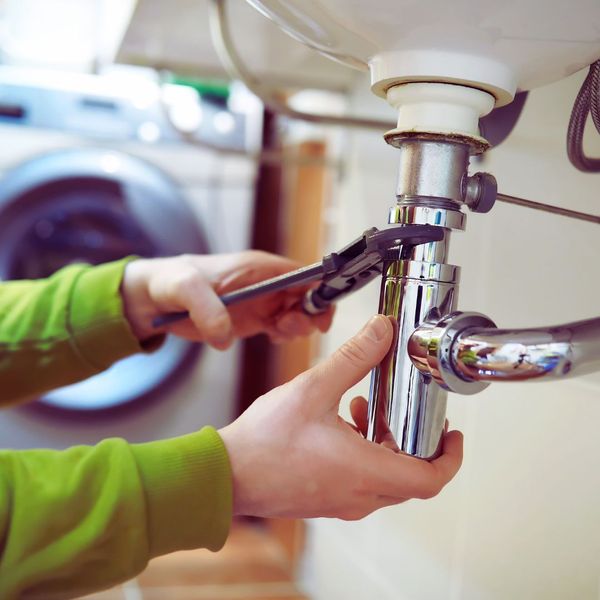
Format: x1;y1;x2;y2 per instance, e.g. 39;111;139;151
0;67;258;449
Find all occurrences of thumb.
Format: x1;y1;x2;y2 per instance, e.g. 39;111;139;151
310;315;393;402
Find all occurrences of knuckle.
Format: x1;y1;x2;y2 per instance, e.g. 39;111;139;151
340;508;369;522
243;249;267;263
293;370;317;392
173;270;200;295
206;310;229;328
337;339;368;367
415;481;442;500
175;253;200;269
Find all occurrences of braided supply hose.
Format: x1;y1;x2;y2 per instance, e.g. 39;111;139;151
567;60;600;172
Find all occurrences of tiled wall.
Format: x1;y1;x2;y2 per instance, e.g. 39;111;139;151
303;69;600;600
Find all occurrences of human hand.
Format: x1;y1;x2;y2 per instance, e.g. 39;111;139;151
120;251;334;349
218;315;463;520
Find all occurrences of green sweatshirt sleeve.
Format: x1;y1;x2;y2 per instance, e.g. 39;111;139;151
0;260;234;597
0;426;233;599
0;258;148;406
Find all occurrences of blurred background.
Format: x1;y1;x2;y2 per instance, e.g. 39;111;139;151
0;1;598;599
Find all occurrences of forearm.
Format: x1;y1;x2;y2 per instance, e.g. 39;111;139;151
0;427;232;599
0;259;144;406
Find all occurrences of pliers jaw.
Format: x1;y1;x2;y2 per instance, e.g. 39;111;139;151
303;224;444;314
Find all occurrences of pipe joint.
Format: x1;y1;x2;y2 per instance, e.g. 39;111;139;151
409;311;600;391
408;312;495;395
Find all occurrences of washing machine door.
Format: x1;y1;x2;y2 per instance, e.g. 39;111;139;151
0;147;208;411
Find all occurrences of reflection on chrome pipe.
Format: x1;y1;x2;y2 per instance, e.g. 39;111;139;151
454;317;600;382
408;312;600;391
367;137;470;459
367;259;459;459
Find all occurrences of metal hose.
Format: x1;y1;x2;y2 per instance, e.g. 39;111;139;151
567;60;600;172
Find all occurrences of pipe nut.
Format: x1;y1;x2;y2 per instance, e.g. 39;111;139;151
463;172;497;214
408;311;497;395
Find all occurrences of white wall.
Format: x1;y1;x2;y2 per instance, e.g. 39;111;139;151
303;69;600;600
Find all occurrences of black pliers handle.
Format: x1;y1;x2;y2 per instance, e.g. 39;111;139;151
152;224;443;328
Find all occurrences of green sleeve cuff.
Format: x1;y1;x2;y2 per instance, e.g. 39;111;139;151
130;427;233;556
67;258;154;371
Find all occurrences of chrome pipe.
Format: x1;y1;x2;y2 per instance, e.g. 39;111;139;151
407;311;495;396
408;312;600;391
454;317;600;382
367;137;474;459
367;259;459;458
394;139;470;205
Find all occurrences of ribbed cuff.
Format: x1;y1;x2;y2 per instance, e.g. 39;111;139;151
130;427;233;557
67;258;154;371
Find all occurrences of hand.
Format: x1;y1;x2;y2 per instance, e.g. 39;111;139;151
120;251;334;349
219;315;463;520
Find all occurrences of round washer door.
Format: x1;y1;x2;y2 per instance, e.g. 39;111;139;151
0;147;208;411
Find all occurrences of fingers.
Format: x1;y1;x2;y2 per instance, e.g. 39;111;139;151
132;251;335;348
163;270;234;349
271;306;335;341
433;430;464;483
349;397;398;448
307;315;393;403
358;429;464;500
274;299;334;336
349;396;369;437
216;251;301;295
274;312;316;338
313;307;335;333
213;250;335;342
338;496;410;520
370;400;401;451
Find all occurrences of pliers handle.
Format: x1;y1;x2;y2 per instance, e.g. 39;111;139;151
152;224;443;328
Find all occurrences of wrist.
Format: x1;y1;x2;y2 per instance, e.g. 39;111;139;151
131;427;233;555
120;258;159;342
67;258;144;369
